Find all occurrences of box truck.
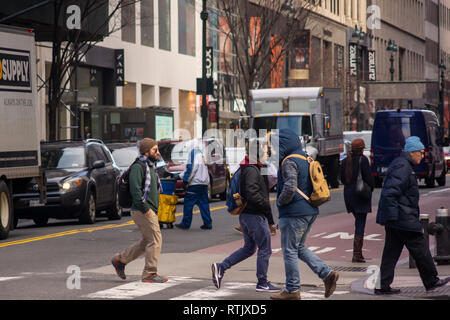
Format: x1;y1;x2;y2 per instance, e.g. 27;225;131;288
248;87;344;188
0;25;45;239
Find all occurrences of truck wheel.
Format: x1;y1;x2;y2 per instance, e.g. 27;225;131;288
327;157;340;189
0;181;12;240
436;163;446;187
79;191;96;224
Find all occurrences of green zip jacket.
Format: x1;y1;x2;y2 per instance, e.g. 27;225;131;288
129;162;159;214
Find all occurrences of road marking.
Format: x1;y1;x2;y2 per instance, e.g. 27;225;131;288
171;282;255;300
302;290;349;300
84;276;201;299
423;187;450;196
314;247;336;254
0;276;24;282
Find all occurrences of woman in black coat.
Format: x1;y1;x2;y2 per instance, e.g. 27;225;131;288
340;138;375;263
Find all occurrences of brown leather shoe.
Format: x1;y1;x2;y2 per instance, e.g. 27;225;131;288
323;270;339;298
270;290;301;300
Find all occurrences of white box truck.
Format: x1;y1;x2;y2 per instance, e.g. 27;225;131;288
0;25;45;239
248;87;344;188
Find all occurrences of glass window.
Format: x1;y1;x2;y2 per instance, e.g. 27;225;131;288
121;0;136;43
41;147;86;169
178;0;195;56
159;0;171;51
111;147;139;167
141;0;154;47
253;116;312;137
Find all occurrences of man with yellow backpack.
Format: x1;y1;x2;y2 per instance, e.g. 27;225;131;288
269;128;339;300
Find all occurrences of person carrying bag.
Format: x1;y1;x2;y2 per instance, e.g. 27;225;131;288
340;138;374;263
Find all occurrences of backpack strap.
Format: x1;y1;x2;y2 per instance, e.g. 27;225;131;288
280;154;311;203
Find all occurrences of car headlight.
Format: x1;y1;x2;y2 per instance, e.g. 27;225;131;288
62;178;83;190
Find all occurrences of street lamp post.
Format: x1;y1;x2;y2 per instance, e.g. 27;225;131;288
201;0;208;135
387;39;398;81
439;60;446;136
281;0;295;88
350;25;366;131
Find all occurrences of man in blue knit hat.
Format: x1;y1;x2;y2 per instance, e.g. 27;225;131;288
375;136;450;294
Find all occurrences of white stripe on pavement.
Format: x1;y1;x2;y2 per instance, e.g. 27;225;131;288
170;282;256;300
84;276;201;300
0;276;24;282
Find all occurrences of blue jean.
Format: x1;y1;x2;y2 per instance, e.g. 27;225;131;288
180;185;212;228
220;213;272;285
352;212;368;236
279;215;332;293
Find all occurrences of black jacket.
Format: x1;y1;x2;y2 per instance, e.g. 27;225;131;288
340;154;375;214
240;163;274;225
376;152;422;233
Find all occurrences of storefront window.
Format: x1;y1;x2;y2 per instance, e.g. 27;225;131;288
159;0;171;51
178;0;195;56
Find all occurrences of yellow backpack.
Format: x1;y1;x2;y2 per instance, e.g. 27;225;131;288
281;154;331;207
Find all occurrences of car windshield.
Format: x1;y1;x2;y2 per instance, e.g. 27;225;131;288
41;147;85;169
372;114;427;149
253;115;312;137
343;132;372;151
111;147;139;167
159;140;201;164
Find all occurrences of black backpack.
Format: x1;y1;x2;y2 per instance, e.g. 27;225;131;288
118;159;147;208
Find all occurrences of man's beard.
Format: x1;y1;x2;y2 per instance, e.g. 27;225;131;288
148;153;158;162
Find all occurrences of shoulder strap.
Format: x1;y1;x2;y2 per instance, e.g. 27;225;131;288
281;154;311;167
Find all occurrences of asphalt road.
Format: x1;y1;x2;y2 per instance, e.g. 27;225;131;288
1;175;449;303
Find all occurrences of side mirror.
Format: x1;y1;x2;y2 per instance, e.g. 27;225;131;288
92;160;105;169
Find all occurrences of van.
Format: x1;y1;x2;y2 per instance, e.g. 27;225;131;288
371;109;447;188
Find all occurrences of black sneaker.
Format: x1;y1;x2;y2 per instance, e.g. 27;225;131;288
200;225;212;230
426;277;450;291
175;223;189;230
374;287;401;295
111;256;126;280
211;263;224;289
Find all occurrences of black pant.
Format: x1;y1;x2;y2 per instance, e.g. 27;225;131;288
380;227;439;290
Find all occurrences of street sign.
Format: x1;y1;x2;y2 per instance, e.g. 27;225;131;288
206;46;213;79
114;49;125;86
349;43;357;76
196;77;213;95
368;50;376;81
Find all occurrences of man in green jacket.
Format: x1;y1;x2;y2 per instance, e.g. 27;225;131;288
111;138;168;283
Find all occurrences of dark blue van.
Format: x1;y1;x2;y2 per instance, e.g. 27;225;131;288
371;109;447;188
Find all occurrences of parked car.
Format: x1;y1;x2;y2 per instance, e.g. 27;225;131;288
340;130;372;162
444;146;450;170
371;109;447;188
158;138;229;201
13;139;122;226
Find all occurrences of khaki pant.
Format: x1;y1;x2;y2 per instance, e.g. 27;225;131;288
118;209;162;279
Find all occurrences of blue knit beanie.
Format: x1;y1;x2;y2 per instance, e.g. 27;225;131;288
404;136;425;152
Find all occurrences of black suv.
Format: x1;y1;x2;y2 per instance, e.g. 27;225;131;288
13;139;122;226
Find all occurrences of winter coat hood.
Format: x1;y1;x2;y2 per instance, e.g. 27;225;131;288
277;128;304;164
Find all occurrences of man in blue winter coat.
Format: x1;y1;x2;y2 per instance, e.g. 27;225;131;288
175;142;212;230
269;128;339;300
376;136;450;294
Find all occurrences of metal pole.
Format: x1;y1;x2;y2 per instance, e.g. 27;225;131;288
201;0;208;136
390;53;395;82
356;44;360;131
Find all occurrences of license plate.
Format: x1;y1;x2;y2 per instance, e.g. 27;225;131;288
29;199;44;207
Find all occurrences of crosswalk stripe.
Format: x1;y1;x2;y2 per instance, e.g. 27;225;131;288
170;282;255;300
0;276;24;282
83;276;201;299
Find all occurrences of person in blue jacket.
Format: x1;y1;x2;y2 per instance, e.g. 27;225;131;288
175;142;212;230
269;128;339;300
376;136;450;294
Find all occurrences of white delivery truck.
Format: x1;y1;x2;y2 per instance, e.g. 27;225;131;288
248;87;344;188
0;25;45;239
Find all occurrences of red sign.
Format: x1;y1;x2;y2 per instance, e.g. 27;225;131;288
208;101;217;122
